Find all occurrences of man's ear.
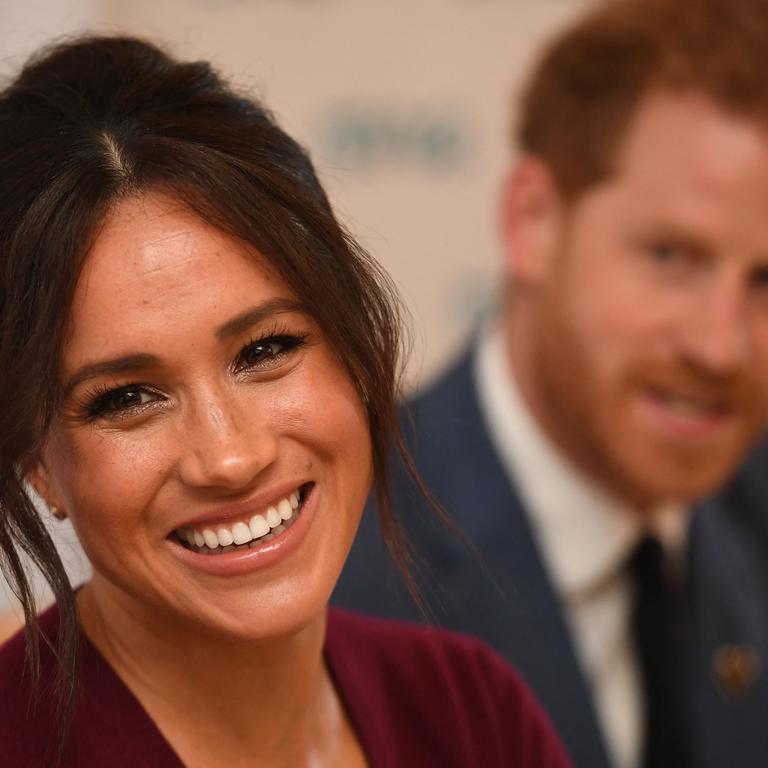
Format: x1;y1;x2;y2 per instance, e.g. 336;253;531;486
499;155;563;285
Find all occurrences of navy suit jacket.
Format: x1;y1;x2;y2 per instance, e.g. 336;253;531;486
333;349;768;768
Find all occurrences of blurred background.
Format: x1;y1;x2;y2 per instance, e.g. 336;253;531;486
0;0;589;616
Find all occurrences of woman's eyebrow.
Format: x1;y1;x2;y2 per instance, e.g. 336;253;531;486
64;353;160;395
215;298;305;342
63;299;306;395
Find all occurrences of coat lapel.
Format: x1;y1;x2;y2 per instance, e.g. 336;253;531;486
683;447;768;768
394;352;613;768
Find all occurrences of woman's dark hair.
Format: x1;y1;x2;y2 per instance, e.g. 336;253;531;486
0;35;426;758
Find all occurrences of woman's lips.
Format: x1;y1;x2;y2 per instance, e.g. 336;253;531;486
166;483;316;576
171;480;309;532
175;487;303;551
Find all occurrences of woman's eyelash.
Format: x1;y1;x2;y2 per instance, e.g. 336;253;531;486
80;384;162;421
77;328;310;422
234;330;309;374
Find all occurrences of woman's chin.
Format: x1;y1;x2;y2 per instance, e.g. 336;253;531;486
174;591;330;644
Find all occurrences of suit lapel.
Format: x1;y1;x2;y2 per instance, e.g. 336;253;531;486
399;351;613;768
683;457;768;768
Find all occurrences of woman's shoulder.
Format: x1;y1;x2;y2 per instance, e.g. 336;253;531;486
0;613;30;694
0;602;180;767
325;606;541;706
0;610;28;658
0;603;62;760
327;605;524;683
0;600;59;691
326;607;571;768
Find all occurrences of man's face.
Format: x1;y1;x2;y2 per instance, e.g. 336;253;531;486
509;90;768;508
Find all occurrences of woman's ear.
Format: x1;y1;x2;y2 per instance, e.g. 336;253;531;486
498;155;563;285
26;460;64;519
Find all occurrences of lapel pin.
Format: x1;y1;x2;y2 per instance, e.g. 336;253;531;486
713;645;761;697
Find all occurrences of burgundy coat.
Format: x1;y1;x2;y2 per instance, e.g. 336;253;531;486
0;603;571;767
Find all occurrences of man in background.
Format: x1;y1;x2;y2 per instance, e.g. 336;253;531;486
335;1;768;766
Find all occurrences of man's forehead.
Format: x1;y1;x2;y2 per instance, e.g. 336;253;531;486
616;89;768;174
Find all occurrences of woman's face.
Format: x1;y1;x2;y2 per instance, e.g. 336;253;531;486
33;193;372;639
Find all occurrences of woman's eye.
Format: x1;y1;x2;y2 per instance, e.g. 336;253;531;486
109;389;151;410
86;386;161;420
234;334;305;374
241;341;286;366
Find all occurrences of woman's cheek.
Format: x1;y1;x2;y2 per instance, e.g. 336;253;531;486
286;364;370;457
55;425;172;529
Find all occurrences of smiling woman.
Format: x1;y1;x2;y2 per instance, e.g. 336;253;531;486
0;37;570;768
35;193;373;643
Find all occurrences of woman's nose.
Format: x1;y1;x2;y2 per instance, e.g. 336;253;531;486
176;392;277;492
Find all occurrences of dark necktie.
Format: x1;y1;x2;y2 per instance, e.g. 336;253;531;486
630;535;688;768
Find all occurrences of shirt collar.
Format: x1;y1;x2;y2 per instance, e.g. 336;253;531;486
472;320;686;599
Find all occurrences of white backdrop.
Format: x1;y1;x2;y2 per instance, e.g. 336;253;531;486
0;0;591;612
96;0;590;381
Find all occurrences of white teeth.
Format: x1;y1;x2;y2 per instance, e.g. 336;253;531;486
181;490;303;553
232;521;251;545
266;506;281;529
661;394;715;418
278;498;293;521
249;514;269;538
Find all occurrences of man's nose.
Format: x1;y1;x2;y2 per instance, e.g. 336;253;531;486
176;390;277;492
678;277;750;377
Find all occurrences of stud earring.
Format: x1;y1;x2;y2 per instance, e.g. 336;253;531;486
50;505;66;521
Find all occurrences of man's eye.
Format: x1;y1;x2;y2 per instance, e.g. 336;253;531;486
649;242;685;263
752;265;768;289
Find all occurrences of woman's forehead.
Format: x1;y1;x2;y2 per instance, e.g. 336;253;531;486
92;193;259;267
84;194;283;299
64;194;299;365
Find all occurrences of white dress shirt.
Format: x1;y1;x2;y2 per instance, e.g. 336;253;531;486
473;320;687;768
